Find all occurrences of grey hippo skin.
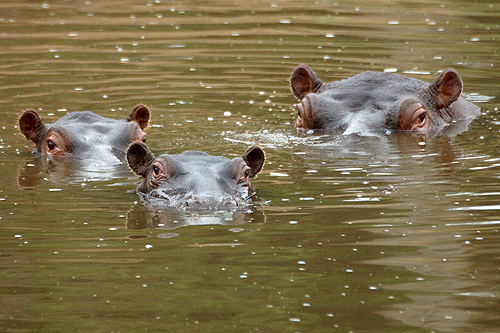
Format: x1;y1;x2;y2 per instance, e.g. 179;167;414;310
290;64;480;134
126;142;265;210
19;104;150;163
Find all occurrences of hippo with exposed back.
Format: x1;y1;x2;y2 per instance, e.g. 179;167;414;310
290;65;480;134
19;104;150;164
126;142;265;210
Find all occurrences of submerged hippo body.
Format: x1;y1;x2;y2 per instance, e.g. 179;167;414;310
19;104;150;163
290;65;480;134
126;142;265;210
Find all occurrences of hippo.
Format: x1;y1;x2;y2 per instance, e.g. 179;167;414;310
19;104;150;163
290;65;480;134
126;141;265;210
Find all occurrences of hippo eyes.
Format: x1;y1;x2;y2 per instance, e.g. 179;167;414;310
237;166;251;185
44;133;66;156
411;107;429;131
151;162;165;178
47;140;56;151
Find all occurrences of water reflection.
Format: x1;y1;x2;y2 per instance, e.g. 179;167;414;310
1;0;499;331
126;201;266;230
17;156;131;186
225;114;476;152
364;218;500;332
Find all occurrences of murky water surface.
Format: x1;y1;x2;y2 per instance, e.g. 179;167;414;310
1;0;499;331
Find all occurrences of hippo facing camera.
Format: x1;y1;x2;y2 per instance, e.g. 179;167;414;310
126;141;265;210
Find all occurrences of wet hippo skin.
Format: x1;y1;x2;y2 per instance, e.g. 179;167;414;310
19;104;150;163
290;65;480;134
126;142;265;210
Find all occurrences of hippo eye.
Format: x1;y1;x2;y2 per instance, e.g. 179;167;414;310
409;105;430;131
415;111;428;128
237;166;251;185
47;140;56;150
151;162;165;178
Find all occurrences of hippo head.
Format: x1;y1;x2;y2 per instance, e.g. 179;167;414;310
19;104;150;163
290;65;480;134
126;142;265;210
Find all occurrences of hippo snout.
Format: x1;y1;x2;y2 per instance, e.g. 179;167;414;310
295;95;314;129
184;194;240;210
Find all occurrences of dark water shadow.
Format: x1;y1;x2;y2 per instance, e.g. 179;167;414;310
126;201;266;230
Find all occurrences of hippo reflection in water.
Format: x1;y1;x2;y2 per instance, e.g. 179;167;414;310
290;65;480;134
19;104;150;164
126;142;265;210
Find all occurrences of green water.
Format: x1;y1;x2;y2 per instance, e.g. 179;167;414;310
1;0;499;331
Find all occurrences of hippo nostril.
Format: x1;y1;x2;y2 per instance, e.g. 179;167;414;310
296;98;312;128
297;101;304;117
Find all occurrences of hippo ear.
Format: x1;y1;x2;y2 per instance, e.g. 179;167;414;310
290;65;323;100
242;146;265;177
127;104;150;130
127;141;155;177
428;69;463;109
19;109;46;143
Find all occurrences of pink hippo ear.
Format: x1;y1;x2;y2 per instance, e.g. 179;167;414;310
127;104;150;130
126;141;155;177
241;146;265;177
19;109;46;144
290;65;323;100
429;69;463;110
